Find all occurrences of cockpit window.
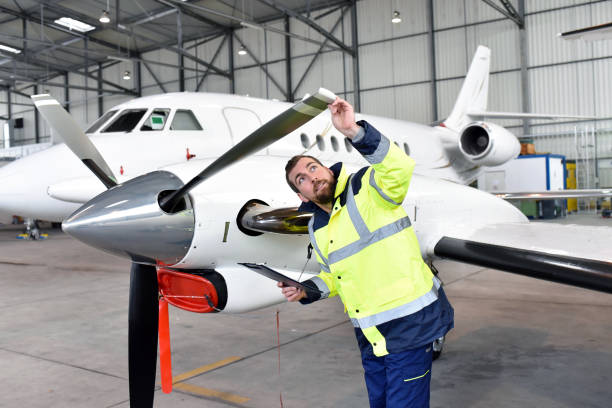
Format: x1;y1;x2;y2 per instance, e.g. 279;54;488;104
86;110;117;133
170;110;203;131
140;109;170;131
102;109;147;133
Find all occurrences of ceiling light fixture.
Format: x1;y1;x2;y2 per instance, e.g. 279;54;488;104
391;11;402;24
100;0;111;24
122;70;131;80
54;17;96;32
0;44;21;54
237;46;247;56
99;10;110;24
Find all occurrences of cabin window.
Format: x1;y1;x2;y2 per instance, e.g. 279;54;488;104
86;110;117;133
300;133;310;148
330;135;339;152
316;134;325;151
170;110;203;130
140;109;170;131
102;109;147;133
344;137;353;152
403;143;410;155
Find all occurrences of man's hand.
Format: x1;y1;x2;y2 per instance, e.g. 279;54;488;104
277;281;306;302
328;97;361;139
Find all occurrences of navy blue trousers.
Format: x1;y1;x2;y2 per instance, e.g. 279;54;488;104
361;344;433;408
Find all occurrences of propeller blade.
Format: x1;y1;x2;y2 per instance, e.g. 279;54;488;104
128;263;159;407
159;88;337;212
31;94;117;188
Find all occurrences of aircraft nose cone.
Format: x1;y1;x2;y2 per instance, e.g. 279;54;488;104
63;171;195;265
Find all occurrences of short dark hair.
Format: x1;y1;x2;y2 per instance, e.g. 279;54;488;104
285;155;323;193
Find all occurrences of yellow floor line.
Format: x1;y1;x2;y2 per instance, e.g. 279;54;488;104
173;382;250;404
171;356;242;384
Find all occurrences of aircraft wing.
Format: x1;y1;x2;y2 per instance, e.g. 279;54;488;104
467;110;596;120
433;222;612;293
493;189;612;200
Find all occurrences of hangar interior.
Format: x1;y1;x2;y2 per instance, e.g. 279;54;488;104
0;2;612;408
0;0;611;194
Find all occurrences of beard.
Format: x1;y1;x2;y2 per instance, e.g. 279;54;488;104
313;178;337;205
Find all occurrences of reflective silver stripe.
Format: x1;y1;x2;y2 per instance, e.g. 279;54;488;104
328;216;411;264
369;170;401;206
364;134;390;164
350;277;442;328
346;175;370;237
318;261;330;273
310;276;330;299
308;217;330;271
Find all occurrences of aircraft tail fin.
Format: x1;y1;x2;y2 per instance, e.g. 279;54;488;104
444;46;491;131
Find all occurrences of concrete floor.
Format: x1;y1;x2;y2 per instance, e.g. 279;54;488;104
0;214;611;408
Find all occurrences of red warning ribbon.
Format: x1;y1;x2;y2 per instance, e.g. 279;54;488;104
159;297;172;393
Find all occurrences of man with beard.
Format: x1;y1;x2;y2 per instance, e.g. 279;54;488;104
280;97;454;408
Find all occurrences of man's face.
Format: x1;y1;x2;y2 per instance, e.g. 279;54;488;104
288;158;337;205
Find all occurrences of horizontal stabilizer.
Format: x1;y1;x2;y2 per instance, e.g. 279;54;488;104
434;222;612;293
468;111;596;120
494;188;612;200
559;22;612;41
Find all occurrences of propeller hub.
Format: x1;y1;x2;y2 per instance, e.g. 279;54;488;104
62;171;195;265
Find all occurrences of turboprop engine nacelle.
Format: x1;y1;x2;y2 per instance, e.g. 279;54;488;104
458;122;521;167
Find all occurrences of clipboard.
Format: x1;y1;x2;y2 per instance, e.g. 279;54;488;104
239;263;322;294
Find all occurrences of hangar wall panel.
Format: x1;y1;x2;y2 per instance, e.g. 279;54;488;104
435;28;468;79
436;78;463;120
466;20;520;72
526;0;592;13
434;0;466;29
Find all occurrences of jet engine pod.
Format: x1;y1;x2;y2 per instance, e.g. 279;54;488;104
62;171;195;265
458;121;520;166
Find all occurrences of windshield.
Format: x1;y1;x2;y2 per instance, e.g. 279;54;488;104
102;109;147;133
86;110;118;133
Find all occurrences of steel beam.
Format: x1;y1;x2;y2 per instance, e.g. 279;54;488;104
518;0;530;135
177;9;184;92
481;0;523;27
229;30;235;93
284;16;292;102
64;72;69;112
0;5;131;55
500;0;524;27
33;83;39;143
196;35;227;91
234;33;288;100
292;9;345;97
135;60;141;97
7;52;137;95
428;0;438;121
255;0;354;56
350;1;360;111
98;62;103;117
172;0;341;52
142;61;167;93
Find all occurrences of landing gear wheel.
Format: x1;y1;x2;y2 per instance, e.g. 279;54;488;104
432;336;445;361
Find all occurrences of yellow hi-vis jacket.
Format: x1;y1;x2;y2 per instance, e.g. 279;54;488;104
299;121;453;357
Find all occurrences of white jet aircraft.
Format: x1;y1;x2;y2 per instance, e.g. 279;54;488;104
1;46;610;406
